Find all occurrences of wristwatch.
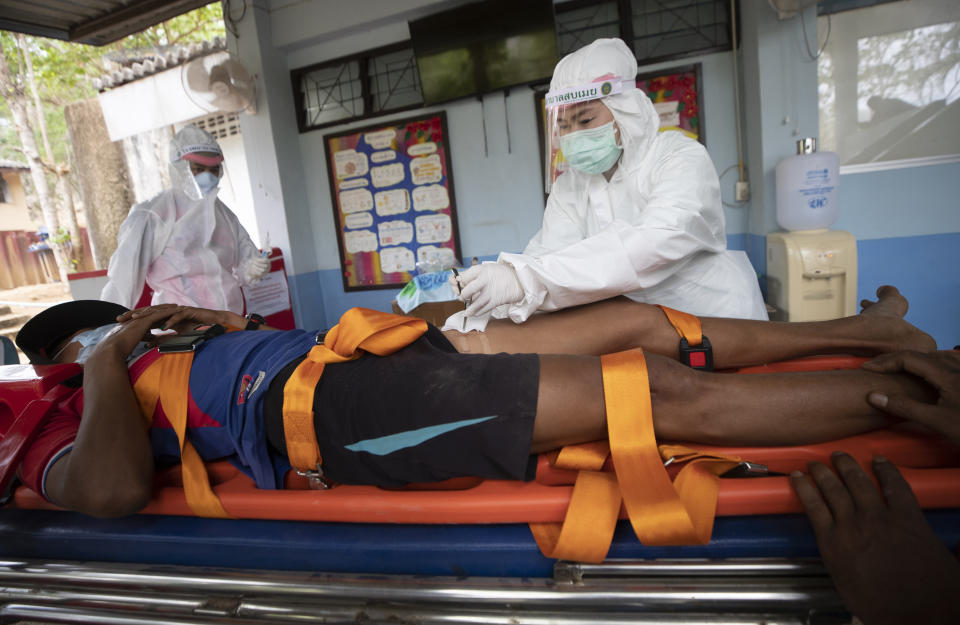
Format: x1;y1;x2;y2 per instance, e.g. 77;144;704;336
244;313;266;331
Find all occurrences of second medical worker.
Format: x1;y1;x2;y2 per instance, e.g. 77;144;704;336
456;38;767;325
101;125;270;313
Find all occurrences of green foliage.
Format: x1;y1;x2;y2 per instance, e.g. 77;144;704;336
0;3;225;165
50;226;71;245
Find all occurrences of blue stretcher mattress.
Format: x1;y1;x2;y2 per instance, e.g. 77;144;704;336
2;508;959;577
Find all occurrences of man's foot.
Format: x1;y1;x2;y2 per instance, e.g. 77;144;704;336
856;286;935;353
860;285;909;318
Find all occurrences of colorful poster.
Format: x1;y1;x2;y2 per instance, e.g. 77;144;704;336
325;113;461;290
635;64;704;143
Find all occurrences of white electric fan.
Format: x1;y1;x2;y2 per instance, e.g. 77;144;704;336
182;51;257;114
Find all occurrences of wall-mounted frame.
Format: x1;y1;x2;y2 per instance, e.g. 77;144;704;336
324;112;461;291
536;62;705;193
635;63;705;145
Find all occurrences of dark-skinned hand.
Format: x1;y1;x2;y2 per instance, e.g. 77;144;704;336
117;303;245;333
790;452;960;625
863;350;960;445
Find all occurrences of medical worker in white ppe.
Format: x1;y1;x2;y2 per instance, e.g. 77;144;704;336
453;38;767;327
101;125;270;314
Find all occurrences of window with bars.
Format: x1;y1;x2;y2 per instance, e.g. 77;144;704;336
630;0;731;63
292;1;734;133
555;0;732;64
292;43;423;132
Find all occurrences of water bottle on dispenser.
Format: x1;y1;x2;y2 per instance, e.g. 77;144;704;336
776;138;839;231
768;138;855;322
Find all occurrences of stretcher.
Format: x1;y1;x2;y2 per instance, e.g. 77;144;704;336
1;357;959;624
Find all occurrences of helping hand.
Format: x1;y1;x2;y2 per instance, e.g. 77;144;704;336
862;350;960;445
790;453;960;625
457;263;525;317
119;303;241;334
245;256;271;283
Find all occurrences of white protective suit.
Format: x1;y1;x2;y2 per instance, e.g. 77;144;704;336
481;39;767;324
100;127;266;313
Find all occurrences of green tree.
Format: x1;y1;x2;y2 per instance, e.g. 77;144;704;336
0;3;225;279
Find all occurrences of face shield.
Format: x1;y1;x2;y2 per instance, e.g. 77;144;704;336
543;76;636;189
169;125;226;202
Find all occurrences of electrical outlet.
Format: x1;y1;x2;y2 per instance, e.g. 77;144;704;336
735;181;750;202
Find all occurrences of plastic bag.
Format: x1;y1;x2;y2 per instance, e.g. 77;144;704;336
395;270;459;313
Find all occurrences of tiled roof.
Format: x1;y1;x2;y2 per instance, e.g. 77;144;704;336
92;36;227;92
0;159;29;171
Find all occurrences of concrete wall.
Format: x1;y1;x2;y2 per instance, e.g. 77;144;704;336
0;171;33;231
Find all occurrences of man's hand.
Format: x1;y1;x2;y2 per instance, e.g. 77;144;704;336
790;453;960;625
862;350;960;444
458;263;525;317
118;304;245;334
86;306;181;362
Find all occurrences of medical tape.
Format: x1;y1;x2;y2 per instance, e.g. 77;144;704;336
544;77;636;109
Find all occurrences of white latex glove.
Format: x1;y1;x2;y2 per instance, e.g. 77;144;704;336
458;263;524;317
245;256;271;283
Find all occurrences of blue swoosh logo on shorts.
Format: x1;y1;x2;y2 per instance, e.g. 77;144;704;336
344;416;496;456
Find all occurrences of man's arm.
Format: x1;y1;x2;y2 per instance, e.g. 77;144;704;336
44;309;177;517
118;304;280;332
100;209;158;309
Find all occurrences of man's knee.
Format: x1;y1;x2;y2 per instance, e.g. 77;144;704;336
646;354;718;440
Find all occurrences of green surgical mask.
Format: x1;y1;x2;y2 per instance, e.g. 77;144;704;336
559;121;622;175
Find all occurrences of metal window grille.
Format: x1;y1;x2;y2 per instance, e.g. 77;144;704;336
293;44;424;133
300;60;364;129
555;1;622;57
630;0;731;63
369;47;423;113
292;1;734;133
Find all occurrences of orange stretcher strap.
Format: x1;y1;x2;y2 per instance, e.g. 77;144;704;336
134;352;231;518
656;305;703;346
281;308;428;474
530;348;740;563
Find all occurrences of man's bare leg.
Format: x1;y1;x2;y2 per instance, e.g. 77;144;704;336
529;351;935;452
447;286;935;369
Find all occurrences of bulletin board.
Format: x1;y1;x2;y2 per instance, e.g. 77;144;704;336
536;63;705;193
324;112;461;291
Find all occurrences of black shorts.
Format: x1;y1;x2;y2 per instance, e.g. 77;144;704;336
264;326;540;488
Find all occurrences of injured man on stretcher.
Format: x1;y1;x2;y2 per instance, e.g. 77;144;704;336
12;286;945;519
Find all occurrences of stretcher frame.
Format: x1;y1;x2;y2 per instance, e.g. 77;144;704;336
1;356;958;624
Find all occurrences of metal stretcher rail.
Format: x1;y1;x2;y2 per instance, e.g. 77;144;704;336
0;557;853;624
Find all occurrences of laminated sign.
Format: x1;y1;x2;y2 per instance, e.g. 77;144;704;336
325;112;462;290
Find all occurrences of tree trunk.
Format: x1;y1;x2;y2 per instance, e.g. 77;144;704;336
0;41;70;282
22;35;84;270
63;98;134;268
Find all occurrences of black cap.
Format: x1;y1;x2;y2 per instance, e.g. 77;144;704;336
16;300;129;364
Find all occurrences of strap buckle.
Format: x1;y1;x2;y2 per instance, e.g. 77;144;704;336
679;335;713;371
295;463;332;490
721;461;775;478
664;456;775;478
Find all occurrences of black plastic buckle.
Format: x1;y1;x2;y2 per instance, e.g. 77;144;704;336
679;335;713;371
